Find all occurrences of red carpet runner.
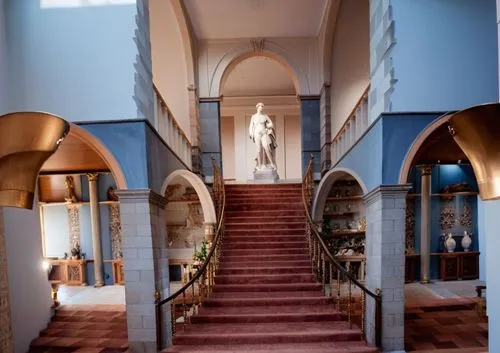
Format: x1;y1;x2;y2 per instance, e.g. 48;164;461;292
165;183;377;353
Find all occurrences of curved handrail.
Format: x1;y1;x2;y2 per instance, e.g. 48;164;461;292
301;156;381;346
155;158;225;350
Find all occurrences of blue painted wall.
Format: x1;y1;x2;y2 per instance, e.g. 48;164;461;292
382;113;443;184
5;0;140;121
409;165;479;280
42;202;115;286
336;118;383;192
80;121;149;189
390;0;498;112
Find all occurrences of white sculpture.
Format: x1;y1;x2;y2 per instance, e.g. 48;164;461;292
249;102;277;171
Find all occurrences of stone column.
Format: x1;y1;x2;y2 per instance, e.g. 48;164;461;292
116;189;169;353
364;185;411;352
320;84;332;174
418;165;433;284
299;96;321;177
0;208;13;352
88;173;104;287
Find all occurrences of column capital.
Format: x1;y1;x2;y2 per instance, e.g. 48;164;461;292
115;189;167;208
87;173;99;182
418;164;434;176
363;184;412;206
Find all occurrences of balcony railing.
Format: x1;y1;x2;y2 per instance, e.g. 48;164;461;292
153;85;192;168
331;86;369;165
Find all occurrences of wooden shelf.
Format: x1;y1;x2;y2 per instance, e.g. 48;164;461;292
326;195;363;201
329;230;365;236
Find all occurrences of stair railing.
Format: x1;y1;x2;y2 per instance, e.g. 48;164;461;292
302;156;382;347
155;158;225;350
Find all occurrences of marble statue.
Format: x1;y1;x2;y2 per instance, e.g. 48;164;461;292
248;102;277;171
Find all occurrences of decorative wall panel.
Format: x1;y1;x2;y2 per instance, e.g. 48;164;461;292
66;204;81;250
109;203;122;259
0;209;13;352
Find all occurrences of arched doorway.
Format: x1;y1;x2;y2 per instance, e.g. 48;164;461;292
312;168;368;280
160;170;216;306
219;53;302;182
398;107;492;352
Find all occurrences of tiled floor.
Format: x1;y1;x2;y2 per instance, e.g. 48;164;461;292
405;280;488;352
58;285;125;305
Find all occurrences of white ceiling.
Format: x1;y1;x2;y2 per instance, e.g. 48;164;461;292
221;56;296;97
183;0;328;40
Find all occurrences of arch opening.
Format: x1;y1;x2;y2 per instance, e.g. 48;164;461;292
219;53;302;182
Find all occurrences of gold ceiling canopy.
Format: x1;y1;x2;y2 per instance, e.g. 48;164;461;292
0;112;70;209
448;103;500;201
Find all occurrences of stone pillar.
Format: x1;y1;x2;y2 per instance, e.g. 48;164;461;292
364;185;411;352
0;208;13;352
299;96;321;177
320;84;332;174
88;173;104;287
199;98;222;182
418;165;433;284
117;189;169;353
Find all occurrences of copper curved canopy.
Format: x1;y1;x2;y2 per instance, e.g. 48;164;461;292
0;112;70;209
448;103;500;200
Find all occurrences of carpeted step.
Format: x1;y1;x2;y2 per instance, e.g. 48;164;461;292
203;296;332;307
223;234;306;242
224;228;306;235
30;336;128;350
225;221;305;230
163;341;378;353
191;311;342;324
47;321;127;330
222;248;309;257
215;273;315;285
212;283;323;293
225;215;306;223
225;209;305;217
218;266;312;275
224;241;308;250
225;204;303;211
221;252;310;261
209;291;324;299
172;322;362;345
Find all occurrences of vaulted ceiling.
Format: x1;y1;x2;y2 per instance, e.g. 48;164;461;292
222;56;296;97
183;0;328;40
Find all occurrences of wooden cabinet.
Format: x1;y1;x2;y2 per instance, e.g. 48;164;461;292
48;259;87;286
436;252;479;281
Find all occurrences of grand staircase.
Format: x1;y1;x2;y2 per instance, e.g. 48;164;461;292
165;183;377;353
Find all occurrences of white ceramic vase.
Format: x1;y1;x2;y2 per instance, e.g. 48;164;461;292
461;231;472;252
445;233;456;253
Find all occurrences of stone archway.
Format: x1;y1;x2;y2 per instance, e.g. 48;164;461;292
161;169;216;224
209;40;310;97
312;167;368;222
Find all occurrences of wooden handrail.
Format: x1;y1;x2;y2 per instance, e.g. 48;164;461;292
331;85;370;143
155;157;225;350
153;84;191;145
301;156;382;347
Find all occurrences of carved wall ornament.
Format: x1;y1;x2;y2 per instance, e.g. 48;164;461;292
165;184;182;200
250;38;265;54
440;200;455;231
64;176;79;203
405;200;416;253
109;203;122;259
186;203;203;228
65;203;81;250
459;199;473;233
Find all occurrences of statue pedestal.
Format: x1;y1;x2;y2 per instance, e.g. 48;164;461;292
253;167;279;184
